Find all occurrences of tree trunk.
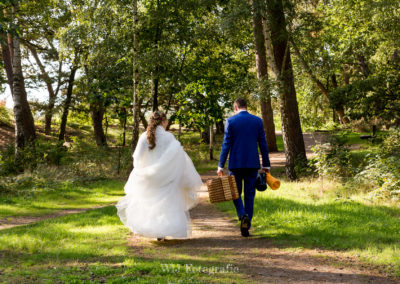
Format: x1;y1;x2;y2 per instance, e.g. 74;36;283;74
27;45;57;135
104;111;108;136
131;0;140;154
152;0;161;112
166;120;173;131
122;114;127;147
216;120;224;135
0;33;13;91
139;111;148;129
10;11;36;159
178;123;182;141
209;123;214;160
266;0;307;180
201;128;210;144
90;100;107;147
59;67;77;141
357;54;370;78
331;74;346;124
250;0;278;152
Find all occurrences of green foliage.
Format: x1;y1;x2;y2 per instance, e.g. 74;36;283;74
355;129;400;199
174;81;224;131
291;0;400;128
0;105;12;126
310;134;355;179
329;69;400;122
308;129;400;199
0;140;69;175
67;136;133;179
178;130;221;173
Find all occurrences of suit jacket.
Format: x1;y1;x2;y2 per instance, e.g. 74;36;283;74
218;110;271;170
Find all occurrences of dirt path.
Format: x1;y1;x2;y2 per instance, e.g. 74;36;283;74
269;131;329;167
128;174;398;283
0;205;107;230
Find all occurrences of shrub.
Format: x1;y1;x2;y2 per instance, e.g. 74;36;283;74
0;105;12;126
0;145;19;176
310;133;355;180
0;140;70;175
355;129;400;199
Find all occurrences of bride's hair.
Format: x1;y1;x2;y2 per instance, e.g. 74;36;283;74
147;110;167;150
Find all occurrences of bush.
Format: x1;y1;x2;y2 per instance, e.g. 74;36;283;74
0;145;19;176
0;105;12;126
355;129;400;199
0;140;70;175
310;133;355;179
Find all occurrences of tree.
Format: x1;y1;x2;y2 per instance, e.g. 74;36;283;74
249;0;278;152
58;65;78;141
131;0;140;154
265;0;307;180
1;1;36;163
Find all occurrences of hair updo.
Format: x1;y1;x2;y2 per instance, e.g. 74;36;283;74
147;110;167;150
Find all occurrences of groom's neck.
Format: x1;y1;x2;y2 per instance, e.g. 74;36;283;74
235;108;247;114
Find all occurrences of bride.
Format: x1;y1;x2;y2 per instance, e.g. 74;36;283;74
116;111;202;241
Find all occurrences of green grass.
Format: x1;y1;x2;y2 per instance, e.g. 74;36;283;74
0;206;248;283
332;130;387;146
275;135;284;151
0;179;125;218
215;175;400;277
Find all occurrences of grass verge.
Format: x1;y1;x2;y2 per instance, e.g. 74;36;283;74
215;174;400;277
0;179;124;218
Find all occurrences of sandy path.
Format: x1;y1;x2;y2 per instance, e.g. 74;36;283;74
269;131;329;167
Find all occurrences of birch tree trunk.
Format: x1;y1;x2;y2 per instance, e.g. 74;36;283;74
10;4;36;161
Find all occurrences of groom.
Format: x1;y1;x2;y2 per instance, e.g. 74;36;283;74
217;98;271;237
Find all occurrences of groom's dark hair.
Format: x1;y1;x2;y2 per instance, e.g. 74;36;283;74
234;98;247;108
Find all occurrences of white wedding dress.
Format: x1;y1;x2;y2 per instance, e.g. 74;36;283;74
116;125;202;239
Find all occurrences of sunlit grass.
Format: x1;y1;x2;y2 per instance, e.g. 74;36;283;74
0;179;125;218
215;174;400;276
0;206;250;283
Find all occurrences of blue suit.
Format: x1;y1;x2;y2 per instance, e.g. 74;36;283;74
218;110;271;229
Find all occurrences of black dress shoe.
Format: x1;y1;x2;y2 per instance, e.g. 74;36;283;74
157;237;165;241
240;215;249;237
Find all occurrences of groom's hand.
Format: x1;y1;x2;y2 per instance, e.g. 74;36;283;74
263;168;270;174
217;169;224;177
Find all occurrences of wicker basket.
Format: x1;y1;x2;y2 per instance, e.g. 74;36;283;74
206;176;239;203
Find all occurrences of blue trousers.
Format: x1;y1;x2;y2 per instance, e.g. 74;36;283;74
229;168;258;230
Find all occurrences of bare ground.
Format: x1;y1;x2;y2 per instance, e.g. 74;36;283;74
0;124;14;149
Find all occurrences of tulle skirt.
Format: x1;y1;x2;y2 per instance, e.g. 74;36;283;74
116;142;202;239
